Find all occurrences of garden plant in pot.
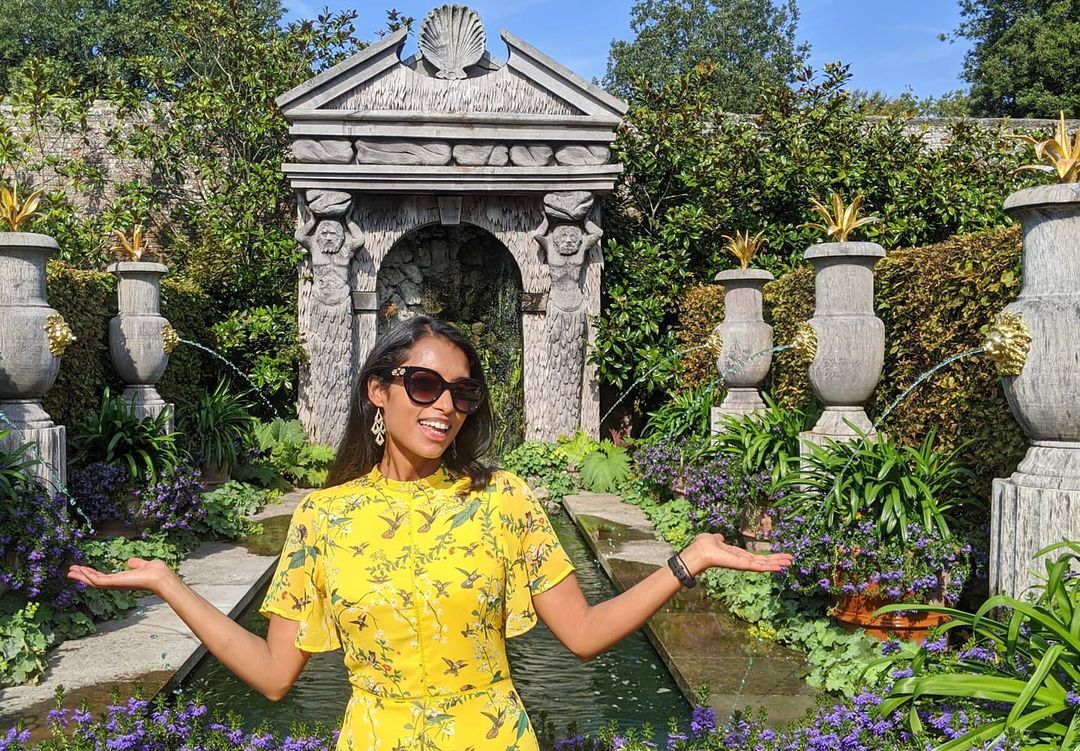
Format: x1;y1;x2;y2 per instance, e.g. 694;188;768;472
772;429;981;642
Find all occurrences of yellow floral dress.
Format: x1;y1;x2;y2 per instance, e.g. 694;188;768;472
260;466;575;751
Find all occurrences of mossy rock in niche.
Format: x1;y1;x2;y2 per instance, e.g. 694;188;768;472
764;227;1026;484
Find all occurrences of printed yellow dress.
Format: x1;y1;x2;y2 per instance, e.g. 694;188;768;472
260;466;575;751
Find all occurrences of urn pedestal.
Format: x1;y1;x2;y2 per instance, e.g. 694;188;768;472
107;262;173;428
710;268;774;433
991;184;1080;599
0;233;70;490
798;242;886;455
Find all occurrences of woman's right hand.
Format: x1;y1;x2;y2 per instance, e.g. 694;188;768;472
67;557;175;595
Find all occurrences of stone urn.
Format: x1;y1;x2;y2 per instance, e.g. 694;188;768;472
991;183;1080;598
107;261;174;425
711;268;774;432
800;241;886;452
0;232;73;489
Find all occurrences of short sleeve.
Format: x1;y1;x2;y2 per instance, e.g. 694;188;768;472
259;492;341;652
500;473;575;638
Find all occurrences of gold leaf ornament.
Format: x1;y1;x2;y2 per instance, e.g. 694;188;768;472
983;311;1031;377
791;322;817;364
1;183;44;232
1012;112;1080;183
112;225;149;261
45;314;77;356
722;230;766;269
707;325;724;359
802;193;879;242
162;322;180;354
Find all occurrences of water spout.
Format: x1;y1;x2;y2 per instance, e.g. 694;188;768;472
180;339;279;418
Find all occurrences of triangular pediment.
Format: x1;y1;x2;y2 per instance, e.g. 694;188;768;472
277;26;626;124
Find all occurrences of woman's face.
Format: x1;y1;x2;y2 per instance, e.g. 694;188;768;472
368;334;472;476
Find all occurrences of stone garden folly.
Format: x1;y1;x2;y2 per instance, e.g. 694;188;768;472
276;4;626;447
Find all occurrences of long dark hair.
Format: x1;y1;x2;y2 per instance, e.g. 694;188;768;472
325;317;494;490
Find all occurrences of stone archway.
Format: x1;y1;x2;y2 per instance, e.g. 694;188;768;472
377;223;525;458
277;5;626;447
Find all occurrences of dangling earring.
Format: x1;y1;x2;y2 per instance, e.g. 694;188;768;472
371;408;386;446
451;440;458;459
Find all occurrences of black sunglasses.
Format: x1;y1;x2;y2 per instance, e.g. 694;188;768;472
389;366;486;414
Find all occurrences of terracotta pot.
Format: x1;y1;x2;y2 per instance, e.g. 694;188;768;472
830;583;949;642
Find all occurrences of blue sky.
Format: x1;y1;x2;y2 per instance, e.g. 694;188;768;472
283;0;972;98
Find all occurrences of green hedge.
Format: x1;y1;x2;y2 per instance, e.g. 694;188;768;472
762;227;1026;484
42;261;219;428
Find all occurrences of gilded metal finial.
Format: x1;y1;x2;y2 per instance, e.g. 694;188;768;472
44;314;76;356
707;325;724;359
791;321;817;363
983;311;1031;377
162;322;180;354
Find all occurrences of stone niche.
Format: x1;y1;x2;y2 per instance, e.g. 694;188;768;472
276;4;626;447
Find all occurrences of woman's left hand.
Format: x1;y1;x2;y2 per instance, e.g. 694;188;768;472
680;532;793;576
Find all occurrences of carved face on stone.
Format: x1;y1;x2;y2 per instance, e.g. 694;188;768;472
551;224;582;257
315;220;345;256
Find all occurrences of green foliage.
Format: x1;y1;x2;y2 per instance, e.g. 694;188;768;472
711;397;807;476
0;0;199;95
603;0;807;111
246;419;334;488
0;430;42;500
69;389;184;484
951;0;1080;117
177;380;255;472
0;600;53;688
784;431;979;542
557;432;602;467
766;228;1027;484
579;441;632;493
210;306;305;409
595;61;1035;397
81;533;185;572
640;381;717;444
194;481;273;540
502;440;577;502
879;541;1080;750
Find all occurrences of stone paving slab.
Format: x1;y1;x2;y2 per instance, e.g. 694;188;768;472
0;489;307;730
562;493;817;727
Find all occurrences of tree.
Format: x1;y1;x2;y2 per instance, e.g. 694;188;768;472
602;0;808;112
950;0;1080;117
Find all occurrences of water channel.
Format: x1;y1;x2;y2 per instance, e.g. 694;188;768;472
182;509;690;740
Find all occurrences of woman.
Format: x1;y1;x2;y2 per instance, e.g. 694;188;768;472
68;316;792;750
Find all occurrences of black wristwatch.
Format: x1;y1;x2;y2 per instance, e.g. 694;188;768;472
667;552;697;589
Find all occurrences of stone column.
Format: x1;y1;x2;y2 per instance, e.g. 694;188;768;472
107;261;174;426
711;268;774;432
0;233;74;490
799;242;885;454
991;183;1080;598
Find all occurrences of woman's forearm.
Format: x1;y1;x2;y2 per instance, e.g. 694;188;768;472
155;573;307;700
534;532;790;661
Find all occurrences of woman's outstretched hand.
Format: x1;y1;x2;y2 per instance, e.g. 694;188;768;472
681;532;793;575
67;557;174;595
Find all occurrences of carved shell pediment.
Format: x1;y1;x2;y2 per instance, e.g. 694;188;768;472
324;64;585;116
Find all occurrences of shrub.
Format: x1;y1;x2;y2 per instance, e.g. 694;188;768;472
765;227;1027;484
579;441;632;493
133;465;206;539
674;283;725;392
640;381;717;444
242;419;334;488
594;61;1036;400
194;481;274;540
503;440;577;501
